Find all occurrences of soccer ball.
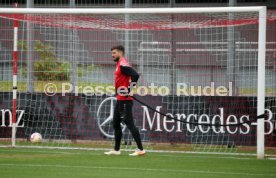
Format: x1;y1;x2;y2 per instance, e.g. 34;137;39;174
30;133;42;143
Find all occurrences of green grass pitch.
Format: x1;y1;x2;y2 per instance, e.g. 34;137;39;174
0;148;275;178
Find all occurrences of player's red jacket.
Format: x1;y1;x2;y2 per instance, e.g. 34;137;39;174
114;57;133;100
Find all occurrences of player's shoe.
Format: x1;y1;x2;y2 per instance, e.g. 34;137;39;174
104;150;121;155
129;149;146;156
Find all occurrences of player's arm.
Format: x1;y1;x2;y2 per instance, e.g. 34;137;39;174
120;65;139;93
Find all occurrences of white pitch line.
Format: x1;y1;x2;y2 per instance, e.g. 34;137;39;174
0;149;251;159
0;149;86;155
267;157;276;160
158;154;253;160
0;163;274;177
0;149;268;160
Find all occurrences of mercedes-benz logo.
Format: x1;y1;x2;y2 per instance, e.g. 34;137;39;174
96;97;126;138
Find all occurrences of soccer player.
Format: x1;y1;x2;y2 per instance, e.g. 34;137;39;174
104;45;146;156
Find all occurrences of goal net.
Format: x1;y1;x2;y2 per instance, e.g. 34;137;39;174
0;7;275;157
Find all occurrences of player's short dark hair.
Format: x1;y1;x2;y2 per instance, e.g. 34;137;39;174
111;45;125;54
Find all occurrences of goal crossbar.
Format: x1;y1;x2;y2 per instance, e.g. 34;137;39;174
0;6;267;14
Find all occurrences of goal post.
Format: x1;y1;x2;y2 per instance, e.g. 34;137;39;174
257;6;266;159
0;6;274;159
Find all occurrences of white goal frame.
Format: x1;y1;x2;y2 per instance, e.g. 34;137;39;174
0;6;267;159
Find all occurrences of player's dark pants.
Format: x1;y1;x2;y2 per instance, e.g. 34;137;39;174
113;100;143;151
